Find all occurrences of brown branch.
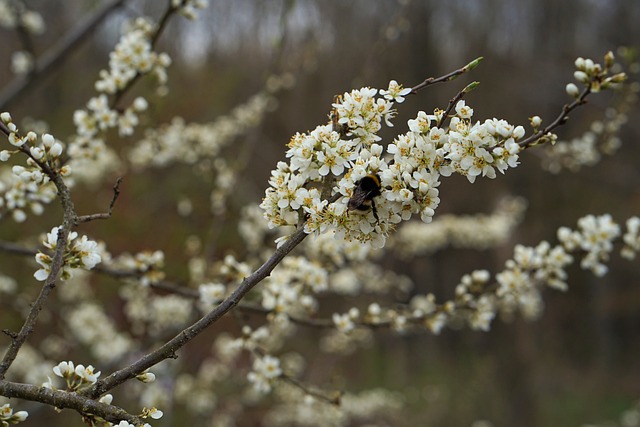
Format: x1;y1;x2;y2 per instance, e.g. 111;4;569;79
0;380;142;425
0;240;37;257
0;0;127;110
410;57;483;95
518;85;592;149
279;374;342;406
0;222;72;380
76;177;123;223
0;131;78;380
83;224;310;399
0;121;11;137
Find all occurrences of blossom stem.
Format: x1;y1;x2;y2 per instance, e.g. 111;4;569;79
518;85;592;149
410;57;483;94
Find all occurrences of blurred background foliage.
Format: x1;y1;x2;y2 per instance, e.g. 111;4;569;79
1;0;640;426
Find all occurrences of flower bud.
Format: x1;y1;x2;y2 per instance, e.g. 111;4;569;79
530;116;542;127
573;71;589;83
566;83;580;97
42;133;55;147
98;394;113;405
30;146;44;160
584;58;595;72
604;51;615;69
49;142;63;158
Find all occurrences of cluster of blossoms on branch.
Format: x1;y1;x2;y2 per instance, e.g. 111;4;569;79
42;361;162;426
68;17;165;183
0;7;635;422
0;402;28;426
323;214;639;336
0;113;66;222
33;226;102;281
261;65;528;248
542;49;638;173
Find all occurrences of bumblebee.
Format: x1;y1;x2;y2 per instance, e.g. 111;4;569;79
348;174;382;222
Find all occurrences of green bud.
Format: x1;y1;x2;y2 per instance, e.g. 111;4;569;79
464;57;484;71
604;51;615;69
463;81;480;93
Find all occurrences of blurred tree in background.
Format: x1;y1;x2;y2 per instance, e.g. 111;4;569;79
0;1;639;426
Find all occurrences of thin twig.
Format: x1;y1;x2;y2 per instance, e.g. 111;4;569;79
410;57;483;95
279;374;342;406
76;177;123;223
518;85;592;149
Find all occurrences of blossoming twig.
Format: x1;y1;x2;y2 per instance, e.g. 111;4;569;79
76;176;123;223
0;380;142;425
410;56;483;94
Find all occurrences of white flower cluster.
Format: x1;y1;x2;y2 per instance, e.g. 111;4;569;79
493;241;573;319
264;384;404;427
45;360;101;391
1;114;67;222
120;282;193;337
114;250;166;286
558;214;621;276
569;53;626;94
129;77;291;169
0;403;28;425
66;303;132;363
261;80;525;248
544;51;637;173
95;18;170;96
172;0;209;20
261;256;328;315
391;196;527;255
443;104;524;182
198;282;226;307
34;226;102;281
247;354;282;393
323;214;634;336
67;17;163;184
74;95;149;139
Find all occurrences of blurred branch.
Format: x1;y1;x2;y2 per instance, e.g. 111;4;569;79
0;0;126;110
83;224;310;399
